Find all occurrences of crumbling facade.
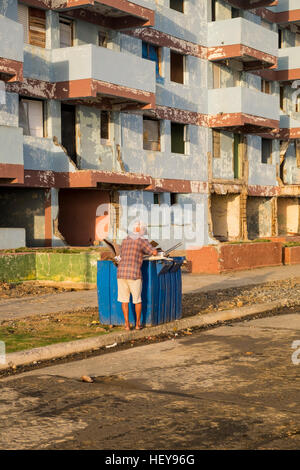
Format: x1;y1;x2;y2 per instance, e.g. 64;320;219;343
0;0;300;248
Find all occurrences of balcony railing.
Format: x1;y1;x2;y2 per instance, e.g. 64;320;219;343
208;87;279;132
52;44;156;109
208;17;278;71
277;46;300;81
0;126;24;183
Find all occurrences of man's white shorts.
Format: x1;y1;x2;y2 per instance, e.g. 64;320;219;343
117;279;142;304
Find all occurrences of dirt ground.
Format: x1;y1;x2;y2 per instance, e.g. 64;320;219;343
0;282;71;299
1;277;300;354
0;310;122;353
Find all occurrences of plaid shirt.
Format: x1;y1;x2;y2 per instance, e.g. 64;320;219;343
117;237;154;280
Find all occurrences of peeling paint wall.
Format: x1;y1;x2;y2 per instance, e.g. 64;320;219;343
211;131;235;180
120;113;208;181
248;135;278;187
278;197;300;234
283;141;300;185
247;196;273;239
211;194;241;241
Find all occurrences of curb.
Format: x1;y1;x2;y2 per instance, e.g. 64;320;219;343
0;298;298;373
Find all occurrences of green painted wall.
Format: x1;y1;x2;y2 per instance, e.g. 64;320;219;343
0;253;36;282
36;253;99;283
0;252;99;283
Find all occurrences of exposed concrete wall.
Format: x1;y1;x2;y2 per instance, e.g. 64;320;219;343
0;228;25;249
120;113;208;181
278;197;300;235
248;135;278;187
77;105;115;171
283;141;300;185
211;194;240;241
211;130;234;180
247;196;273;239
0;188;46;247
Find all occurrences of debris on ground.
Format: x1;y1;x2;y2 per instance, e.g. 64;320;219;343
0;282;70;299
182;277;300;318
81;375;94;383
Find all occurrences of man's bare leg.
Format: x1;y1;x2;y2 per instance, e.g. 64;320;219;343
135;302;142;329
121;303;130;330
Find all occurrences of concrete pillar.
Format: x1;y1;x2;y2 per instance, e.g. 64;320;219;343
46;100;61;141
46;10;60;50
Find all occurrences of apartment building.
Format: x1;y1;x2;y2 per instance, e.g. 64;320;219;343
0;0;299;249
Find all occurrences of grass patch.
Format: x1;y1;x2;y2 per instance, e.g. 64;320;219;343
284;242;300;247
224;239;271;245
0;310;122;353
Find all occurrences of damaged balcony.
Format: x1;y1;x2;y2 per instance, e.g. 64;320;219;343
279;114;300;139
268;1;300;24
208;87;279;133
0;126;24;184
277;46;300;82
52;44;156;110
224;0;278;8
51;0;155;29
0;15;23;82
207;18;278;71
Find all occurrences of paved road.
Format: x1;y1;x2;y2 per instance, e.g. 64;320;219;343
1;264;300;321
0;312;299;449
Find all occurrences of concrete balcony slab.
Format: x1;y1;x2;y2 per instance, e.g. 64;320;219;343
208;87;279;132
52;44;156;109
51;0;155;29
277;46;300;81
208;17;278;71
0;126;24;184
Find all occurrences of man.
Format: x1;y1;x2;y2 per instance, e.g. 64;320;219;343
117;222;157;330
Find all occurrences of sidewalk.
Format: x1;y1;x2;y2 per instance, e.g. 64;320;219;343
0;264;299;321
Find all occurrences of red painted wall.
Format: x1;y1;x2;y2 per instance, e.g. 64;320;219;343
283;246;300;265
58;189;110;246
187;242;283;274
